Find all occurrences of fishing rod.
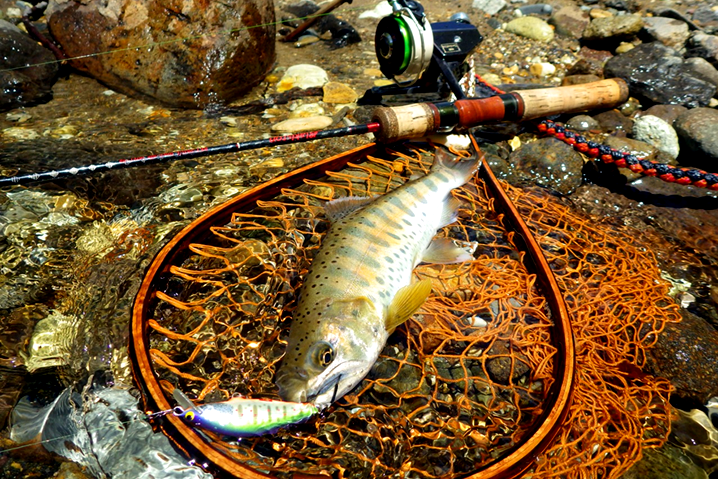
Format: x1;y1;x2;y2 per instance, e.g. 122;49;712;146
1;79;629;187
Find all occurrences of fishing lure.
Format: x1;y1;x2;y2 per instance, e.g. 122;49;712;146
171;389;318;438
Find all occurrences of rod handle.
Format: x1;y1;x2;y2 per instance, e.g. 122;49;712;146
514;78;629;120
372;78;629;142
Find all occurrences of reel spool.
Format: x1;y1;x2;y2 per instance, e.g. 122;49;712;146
375;0;434;84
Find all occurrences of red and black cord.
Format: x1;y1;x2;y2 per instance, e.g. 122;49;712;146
475;75;718;191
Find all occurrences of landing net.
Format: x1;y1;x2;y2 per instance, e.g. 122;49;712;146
138;142;679;478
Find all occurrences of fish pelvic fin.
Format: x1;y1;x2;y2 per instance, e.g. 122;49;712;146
386;278;432;332
422;237;474;264
432;146;483;186
325;195;376;222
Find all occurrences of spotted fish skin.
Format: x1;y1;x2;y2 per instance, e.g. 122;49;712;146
176;397;318;438
276;147;481;408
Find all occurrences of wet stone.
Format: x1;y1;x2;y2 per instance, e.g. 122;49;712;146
643;104;688;126
277;64;329;92
46;0;275;109
674;107;718;165
509;137;584;195
644;309;718;405
592;109;633;135
604;42;716;108
604;136;659;161
565;114;599;132
271;116;333;133
0;20;58;112
621;443;709;479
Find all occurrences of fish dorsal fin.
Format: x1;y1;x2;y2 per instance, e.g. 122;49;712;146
324;196;375;222
422;237;474;264
386;278;432;332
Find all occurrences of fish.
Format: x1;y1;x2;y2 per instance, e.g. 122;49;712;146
172;389;318;438
275;146;481;408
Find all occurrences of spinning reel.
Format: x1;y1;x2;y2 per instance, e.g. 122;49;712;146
361;0;483;104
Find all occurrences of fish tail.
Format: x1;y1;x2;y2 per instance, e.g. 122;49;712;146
432;146;483;186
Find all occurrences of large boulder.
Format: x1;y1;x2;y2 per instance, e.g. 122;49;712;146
0;20;58;111
46;0;275;109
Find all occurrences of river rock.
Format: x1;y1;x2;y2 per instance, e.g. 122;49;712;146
566;114;599;131
45;0;275;109
632;115;680;160
642;104;688;126
271;115;333;133
509;137;584;195
277;64;329;92
683;57;718;89
504;16;554;42
0;20;58;112
473;0;506;16
322;82;358;104
604;136;658;161
549;5;589;39
593;109;632;135
604;42;716;108
567;46;612;76
674;108;718;163
692;4;718;30
582;13;643;45
642;17;690;52
644;309;718;405
687;33;718;66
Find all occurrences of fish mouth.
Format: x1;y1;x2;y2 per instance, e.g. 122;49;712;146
276;360;369;408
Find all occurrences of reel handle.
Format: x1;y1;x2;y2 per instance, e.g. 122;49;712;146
372;78;629;142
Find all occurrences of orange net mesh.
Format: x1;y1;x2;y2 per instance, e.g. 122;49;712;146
142;143;680;478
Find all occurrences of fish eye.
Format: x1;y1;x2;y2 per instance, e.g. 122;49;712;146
311;342;335;368
184;410;195;421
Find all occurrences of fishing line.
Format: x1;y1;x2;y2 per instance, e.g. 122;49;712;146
0;5;372;75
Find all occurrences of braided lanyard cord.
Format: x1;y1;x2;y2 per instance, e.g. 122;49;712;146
475;76;718;191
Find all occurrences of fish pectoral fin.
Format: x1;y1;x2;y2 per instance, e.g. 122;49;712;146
439;196;464;228
324;196;375;222
386;278;432;332
422;237;474;264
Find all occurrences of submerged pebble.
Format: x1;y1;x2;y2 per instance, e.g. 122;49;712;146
271;116;334;133
277;64;329;92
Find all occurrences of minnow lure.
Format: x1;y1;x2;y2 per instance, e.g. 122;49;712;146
171;389;318;438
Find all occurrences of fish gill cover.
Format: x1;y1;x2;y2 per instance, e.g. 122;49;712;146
139;143;680;478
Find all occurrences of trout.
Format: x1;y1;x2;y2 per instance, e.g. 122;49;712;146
275;146;481;408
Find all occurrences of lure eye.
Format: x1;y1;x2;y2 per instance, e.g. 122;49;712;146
184;410;195;421
311;342;335;368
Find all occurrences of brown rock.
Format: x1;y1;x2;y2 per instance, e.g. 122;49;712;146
642;104;688;127
568;46;613;76
322;82;358;104
46;0;275;109
550;6;590;39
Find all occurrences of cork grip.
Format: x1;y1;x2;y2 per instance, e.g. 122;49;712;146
372;103;436;143
516;78;629;120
